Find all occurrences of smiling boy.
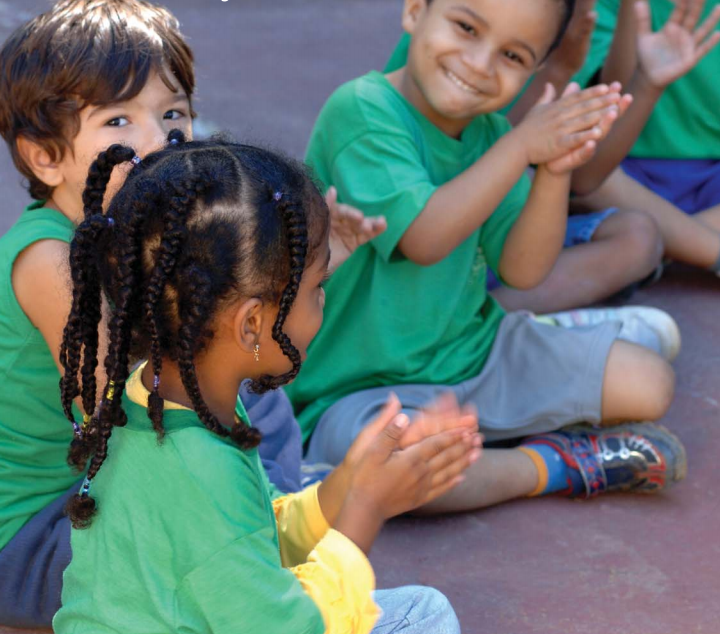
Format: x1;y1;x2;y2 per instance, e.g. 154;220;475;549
287;0;686;513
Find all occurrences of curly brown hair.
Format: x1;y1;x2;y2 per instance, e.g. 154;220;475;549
0;0;195;200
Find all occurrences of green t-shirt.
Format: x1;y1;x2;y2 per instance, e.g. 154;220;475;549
53;394;325;634
0;202;80;551
573;0;720;159
286;71;531;441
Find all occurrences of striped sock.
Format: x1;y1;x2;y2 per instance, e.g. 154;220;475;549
518;444;585;497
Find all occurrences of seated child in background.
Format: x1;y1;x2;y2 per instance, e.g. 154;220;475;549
0;1;194;626
287;0;688;514
0;0;384;626
574;0;720;275
384;0;720;312
52;135;480;634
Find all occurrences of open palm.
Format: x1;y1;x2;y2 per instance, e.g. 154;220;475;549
636;0;720;88
326;187;387;272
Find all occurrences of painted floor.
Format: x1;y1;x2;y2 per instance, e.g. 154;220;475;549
0;2;718;633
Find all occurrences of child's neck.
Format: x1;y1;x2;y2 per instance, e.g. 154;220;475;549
46;189;85;226
140;355;243;428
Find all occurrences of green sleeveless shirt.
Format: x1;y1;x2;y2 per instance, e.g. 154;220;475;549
0;202;80;550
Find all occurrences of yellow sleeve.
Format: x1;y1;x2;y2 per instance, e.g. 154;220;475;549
273;482;330;568
291;529;380;634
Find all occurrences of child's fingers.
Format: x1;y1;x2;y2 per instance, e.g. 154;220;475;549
665;0;688;28
546;140;597;174
403;428;470;465
560;81;582;99
426;445;481;495
534;82;557;108
325;186;338;211
358;393;403;442
693;5;720;46
616;93;634;117
426;433;482;480
693;29;720;65
594;106;620;139
369;216;387;237
682;0;704;31
634;1;652;36
422;392;460;416
558;92;622;123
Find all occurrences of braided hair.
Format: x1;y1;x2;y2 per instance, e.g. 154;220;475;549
60;131;329;528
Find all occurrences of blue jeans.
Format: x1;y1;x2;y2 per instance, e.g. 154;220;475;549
373;586;460;634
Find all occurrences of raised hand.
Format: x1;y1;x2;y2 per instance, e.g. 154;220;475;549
326;186;387;272
516;82;625;167
635;0;720;88
547;0;598;77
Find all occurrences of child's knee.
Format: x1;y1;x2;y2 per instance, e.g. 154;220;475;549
613;210;663;271
644;356;676;419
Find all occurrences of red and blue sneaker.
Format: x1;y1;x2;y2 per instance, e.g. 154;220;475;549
522;423;687;499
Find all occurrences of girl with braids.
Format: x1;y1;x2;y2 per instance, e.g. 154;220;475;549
53;136;481;634
0;1;383;626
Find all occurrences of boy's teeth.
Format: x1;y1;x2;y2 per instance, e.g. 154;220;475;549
446;70;478;94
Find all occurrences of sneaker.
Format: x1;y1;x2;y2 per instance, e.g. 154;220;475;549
522;423;687;499
544;306;681;362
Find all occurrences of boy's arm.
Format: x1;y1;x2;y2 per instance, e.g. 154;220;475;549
398;84;621;266
12;239;108;414
497;166;571;288
572;0;720;195
601;0;639;87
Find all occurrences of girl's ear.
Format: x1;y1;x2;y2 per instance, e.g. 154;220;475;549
231;297;265;354
402;0;427;35
16;136;65;188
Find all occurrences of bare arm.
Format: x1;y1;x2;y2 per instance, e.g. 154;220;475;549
398;84;622;266
573;0;720;195
12;239;108;415
498;167;571;288
601;0;639;86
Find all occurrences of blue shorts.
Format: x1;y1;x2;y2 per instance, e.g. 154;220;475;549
486;208;618;290
622;157;720;214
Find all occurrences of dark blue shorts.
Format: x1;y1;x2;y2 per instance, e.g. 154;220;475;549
622;157;720;214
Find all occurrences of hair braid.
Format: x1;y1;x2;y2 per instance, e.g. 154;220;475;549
251;193;307;394
65;178;155;528
60;144;136;471
144;172;199;438
177;264;261;450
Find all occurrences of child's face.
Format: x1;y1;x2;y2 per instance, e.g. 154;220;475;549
48;69;193;217
262;240;331;375
400;0;563;136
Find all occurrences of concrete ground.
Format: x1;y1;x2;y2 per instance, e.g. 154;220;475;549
0;1;719;633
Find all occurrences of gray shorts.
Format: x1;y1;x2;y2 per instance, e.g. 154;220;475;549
306;312;621;465
0;481;78;628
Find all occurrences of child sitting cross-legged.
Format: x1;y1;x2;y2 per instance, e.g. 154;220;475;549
286;0;687;513
52;134;482;634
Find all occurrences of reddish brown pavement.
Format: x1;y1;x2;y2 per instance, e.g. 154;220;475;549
0;2;719;633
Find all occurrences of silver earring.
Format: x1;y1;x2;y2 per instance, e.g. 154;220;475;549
253;344;260;362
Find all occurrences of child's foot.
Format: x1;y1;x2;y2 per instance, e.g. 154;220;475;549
521;423;687;499
542;306;681;361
